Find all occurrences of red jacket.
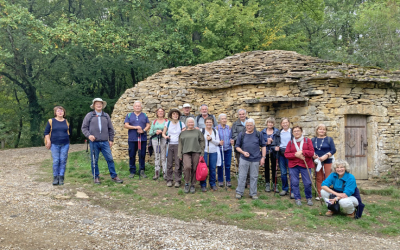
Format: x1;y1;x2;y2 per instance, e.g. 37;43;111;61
284;138;315;169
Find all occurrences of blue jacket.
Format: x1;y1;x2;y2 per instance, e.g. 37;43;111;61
261;127;279;153
322;172;357;197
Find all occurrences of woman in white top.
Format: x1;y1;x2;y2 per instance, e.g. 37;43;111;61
200;117;220;192
162;109;186;187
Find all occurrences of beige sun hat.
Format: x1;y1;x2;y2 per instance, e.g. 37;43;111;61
90;98;107;109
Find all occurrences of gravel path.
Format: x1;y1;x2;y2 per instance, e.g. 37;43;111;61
0;145;399;249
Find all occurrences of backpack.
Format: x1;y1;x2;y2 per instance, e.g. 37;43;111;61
44;118;70;145
167;120;183;130
88;111;110;128
196;156;209;181
201;128;216;137
240;129;263;147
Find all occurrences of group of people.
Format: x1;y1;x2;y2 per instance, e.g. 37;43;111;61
44;98;363;218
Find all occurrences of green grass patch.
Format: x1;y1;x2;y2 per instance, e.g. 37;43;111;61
37;150;400;236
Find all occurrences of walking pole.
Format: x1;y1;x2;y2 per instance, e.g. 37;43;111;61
165;138;170;180
287;164;291;198
138;134;141;180
303;159;324;205
268;150;271;194
274;151;279;195
232;145;238;178
207;140;210;189
221;146;227;191
157;135;161;181
91;143;96;184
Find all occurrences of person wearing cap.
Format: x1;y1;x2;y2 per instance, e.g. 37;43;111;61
180;103;195;124
162;109;186;187
195;104;218;129
81;98;123;184
124;100;151;179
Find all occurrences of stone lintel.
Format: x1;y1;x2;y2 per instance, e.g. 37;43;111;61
245;97;308;104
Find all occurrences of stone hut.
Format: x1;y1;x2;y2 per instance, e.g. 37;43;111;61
112;50;400;179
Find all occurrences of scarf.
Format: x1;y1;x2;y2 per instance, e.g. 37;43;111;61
293;135;304;152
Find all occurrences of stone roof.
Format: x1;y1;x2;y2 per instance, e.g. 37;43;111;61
151;50;400;90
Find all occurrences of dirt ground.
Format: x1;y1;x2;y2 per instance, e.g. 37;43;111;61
0;145;399;249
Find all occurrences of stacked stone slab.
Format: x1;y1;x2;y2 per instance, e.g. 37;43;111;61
112;50;400;178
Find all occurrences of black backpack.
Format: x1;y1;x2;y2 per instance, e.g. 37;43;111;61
239;130;264;147
201;128;217;137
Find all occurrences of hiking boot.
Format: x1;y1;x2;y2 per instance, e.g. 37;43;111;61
290;192;295;199
211;186;217;191
94;177;101;185
218;182;224;187
174;182;180;188
325;210;335;217
265;183;271;192
140;170;147;178
190;185;196;194
251;195;259;200
227;181;232;187
153;170;159;180
59;176;64;185
295;199;302;206
184;184;190;193
52;176;59;186
112;177;123;183
167;181;173;187
201;186;207;192
235;193;242;200
129;173;135;179
307;198;313;206
346;211;355;218
273;184;279;193
279;190;287;196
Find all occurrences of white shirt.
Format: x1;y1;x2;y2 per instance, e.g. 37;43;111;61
165;121;185;145
203;129;220;153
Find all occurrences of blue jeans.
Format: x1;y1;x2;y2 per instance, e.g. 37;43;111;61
200;152;217;188
90;141;117;178
289;166;312;200
128;141;147;174
50;143;70;176
217;148;232;182
279;153;289;191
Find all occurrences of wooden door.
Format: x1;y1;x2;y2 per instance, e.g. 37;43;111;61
345;115;368;179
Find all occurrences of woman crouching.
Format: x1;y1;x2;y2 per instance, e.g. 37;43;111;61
321;159;359;218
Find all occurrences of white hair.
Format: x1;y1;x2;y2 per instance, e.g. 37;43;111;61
238;109;246;114
199;104;208;111
185;117;195;126
245;118;255;126
134;101;142;107
218;113;227;121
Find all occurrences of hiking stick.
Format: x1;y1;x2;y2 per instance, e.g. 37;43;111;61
221;146;226;191
303;159;324;205
274;151;279;195
268;150;271;194
86;139;88;153
138;134;141;180
157;135;161;182
287;163;291;197
207;140;210;189
232;145;238;179
91;145;96;184
166;138;170;180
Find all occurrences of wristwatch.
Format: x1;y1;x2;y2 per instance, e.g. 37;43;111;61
262;156;266;159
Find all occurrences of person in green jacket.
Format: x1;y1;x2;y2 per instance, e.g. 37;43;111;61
178;117;205;194
149;107;168;180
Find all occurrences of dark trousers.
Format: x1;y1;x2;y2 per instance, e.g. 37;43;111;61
128;141;147;174
264;151;277;184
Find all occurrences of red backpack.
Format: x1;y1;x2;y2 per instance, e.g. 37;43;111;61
196;156;209;181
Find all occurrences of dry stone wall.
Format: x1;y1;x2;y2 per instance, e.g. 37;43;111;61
112;50;400;178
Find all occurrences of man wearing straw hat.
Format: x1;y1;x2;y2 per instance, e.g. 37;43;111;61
81;98;123;184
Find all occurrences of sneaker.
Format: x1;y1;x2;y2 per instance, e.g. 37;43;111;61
201;186;207;192
290;192;295;199
218;182;224;187
235;193;242;199
211;186;217;191
94;177;101;185
315;197;320;201
153;170;159;180
227;181;232;187
58;176;64;185
251;195;259;200
346;211;355;218
174;182;180;188
52;176;59;186
265;183;271;192
325;210;335;217
295;199;302;206
307;198;313;206
279;190;287;196
129;173;135;179
273;184;279;193
184;184;190;193
167;181;173;187
190;185;196;194
140;170;148;178
112;177;123;183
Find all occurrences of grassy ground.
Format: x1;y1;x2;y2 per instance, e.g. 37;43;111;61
40;151;400;236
